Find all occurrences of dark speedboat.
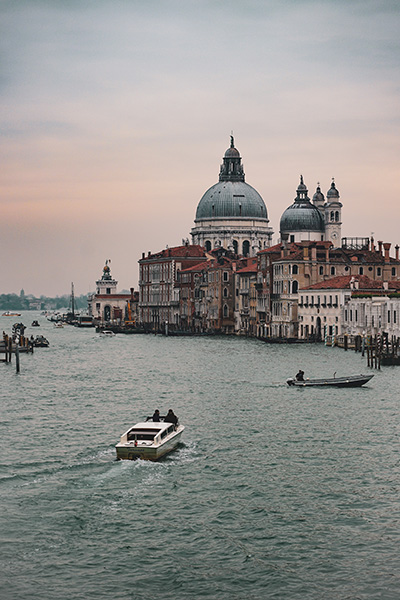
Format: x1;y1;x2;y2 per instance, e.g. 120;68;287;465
32;335;50;348
287;374;374;388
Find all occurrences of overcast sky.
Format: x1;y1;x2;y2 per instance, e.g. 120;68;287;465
1;0;399;296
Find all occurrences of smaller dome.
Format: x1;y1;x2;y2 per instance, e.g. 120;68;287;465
312;185;325;204
280;203;325;233
297;174;307;193
327;180;340;199
224;134;240;158
224;146;240;158
280;176;325;233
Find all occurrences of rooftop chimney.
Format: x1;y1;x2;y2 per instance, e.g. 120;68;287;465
378;240;383;255
142;252;145;259
383;242;391;263
396;244;399;261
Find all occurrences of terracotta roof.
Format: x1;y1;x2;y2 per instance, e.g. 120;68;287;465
302;275;388;291
180;260;210;273
140;245;206;260
236;264;258;274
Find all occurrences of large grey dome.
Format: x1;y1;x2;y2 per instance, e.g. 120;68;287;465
280;176;325;233
194;136;268;222
196;181;268;220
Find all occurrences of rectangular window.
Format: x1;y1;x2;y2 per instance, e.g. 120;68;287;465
319;266;323;275
394;311;397;323
388;310;391;323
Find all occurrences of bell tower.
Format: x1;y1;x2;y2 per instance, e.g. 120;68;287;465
324;179;342;247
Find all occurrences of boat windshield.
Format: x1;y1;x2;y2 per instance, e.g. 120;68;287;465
127;430;159;441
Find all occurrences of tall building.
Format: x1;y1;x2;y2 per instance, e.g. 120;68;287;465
191;136;273;256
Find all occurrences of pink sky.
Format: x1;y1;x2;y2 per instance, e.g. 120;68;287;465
1;1;400;296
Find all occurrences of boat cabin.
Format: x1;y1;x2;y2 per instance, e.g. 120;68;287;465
120;422;176;446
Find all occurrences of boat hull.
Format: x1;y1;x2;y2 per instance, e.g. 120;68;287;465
287;374;374;388
116;430;183;461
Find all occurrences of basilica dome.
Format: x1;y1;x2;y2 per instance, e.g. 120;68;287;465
195;137;268;222
195;181;268;220
191;136;273;256
280;176;325;234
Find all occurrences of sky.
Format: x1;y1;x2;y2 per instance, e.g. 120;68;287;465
1;0;400;296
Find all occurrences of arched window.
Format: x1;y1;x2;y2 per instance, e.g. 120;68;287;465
242;240;250;256
292;265;298;275
330;211;335;221
359;267;364;275
205;240;211;252
335;211;339;222
233;240;238;254
223;287;228;298
292;280;299;294
223;304;228;318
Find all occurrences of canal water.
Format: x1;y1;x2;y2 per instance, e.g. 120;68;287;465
1;313;399;600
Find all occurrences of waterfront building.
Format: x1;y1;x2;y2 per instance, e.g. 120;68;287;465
342;280;400;338
191;136;273;256
298;275;385;341
235;258;258;335
138;244;206;330
266;239;400;339
280;176;342;246
88;261;137;324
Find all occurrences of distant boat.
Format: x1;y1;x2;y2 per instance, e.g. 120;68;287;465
287;374;374;388
100;330;115;337
31;320;40;327
53;322;64;328
31;335;49;348
2;311;21;317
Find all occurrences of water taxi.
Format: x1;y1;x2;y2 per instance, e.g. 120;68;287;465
100;330;115;337
287;374;374;388
115;418;184;461
2;311;21;317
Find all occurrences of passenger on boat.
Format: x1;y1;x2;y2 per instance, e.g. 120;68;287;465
152;409;160;422
164;409;178;426
295;370;305;381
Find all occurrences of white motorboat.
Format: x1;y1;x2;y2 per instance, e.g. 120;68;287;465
100;330;115;337
115;418;184;461
53;322;64;328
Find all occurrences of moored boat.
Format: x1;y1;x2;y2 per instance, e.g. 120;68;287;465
287;374;374;387
116;418;184;461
